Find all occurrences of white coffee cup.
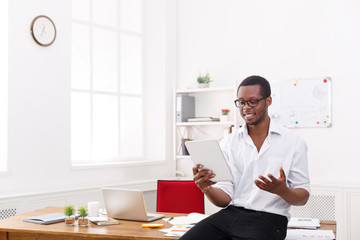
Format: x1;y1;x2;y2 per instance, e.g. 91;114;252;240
88;201;100;217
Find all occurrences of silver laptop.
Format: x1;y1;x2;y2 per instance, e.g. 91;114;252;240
102;188;164;222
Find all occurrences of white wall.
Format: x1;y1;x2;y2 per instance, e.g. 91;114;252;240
176;0;360;185
2;0;175;196
176;1;360;238
2;0;359;237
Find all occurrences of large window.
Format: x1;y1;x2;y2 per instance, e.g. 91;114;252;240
71;0;145;164
0;0;8;172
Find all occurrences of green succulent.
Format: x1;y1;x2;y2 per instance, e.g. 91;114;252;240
64;205;75;217
78;206;88;218
197;73;212;84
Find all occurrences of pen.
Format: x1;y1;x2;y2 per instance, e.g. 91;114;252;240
168;217;174;222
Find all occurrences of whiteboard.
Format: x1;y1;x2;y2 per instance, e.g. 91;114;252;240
269;77;331;128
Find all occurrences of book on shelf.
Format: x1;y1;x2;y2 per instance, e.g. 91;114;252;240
187;117;220;122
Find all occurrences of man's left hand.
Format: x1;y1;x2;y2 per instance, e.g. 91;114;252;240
254;167;288;196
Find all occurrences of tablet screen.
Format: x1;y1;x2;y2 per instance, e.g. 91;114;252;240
185;139;234;182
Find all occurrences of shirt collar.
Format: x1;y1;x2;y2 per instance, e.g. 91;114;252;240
268;119;283;136
238;118;283;138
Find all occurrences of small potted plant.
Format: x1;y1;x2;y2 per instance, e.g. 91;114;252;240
197;73;212;88
220;109;230;122
64;205;75;226
77;206;89;227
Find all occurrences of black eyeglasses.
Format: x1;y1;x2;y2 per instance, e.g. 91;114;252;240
234;97;266;108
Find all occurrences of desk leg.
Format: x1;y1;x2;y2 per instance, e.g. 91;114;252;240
0;232;8;240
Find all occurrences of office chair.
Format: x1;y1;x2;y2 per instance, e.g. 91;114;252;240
156;180;205;214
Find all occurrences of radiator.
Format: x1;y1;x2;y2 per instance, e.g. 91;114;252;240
0;207;17;219
143;190;157;212
289;194;336;221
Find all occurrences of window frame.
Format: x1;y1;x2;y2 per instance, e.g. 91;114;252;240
70;0;149;167
0;0;8;174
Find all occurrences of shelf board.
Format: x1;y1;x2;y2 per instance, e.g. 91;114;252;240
176;86;234;94
176;121;236;126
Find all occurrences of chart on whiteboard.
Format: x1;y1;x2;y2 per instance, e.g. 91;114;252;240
269;77;331;128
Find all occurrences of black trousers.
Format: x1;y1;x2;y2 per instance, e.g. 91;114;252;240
179;205;288;240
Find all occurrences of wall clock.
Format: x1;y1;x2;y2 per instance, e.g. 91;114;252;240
30;15;57;47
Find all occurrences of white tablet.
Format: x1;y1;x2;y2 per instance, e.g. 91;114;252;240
185;139;234;182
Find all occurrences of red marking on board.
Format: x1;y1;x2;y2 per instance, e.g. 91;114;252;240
323;79;327;83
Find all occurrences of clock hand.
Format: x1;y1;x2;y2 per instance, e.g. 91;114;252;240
40;26;45;38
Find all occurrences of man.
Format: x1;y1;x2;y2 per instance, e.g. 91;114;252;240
180;75;310;240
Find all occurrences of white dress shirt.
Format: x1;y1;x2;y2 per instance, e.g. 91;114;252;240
214;120;310;219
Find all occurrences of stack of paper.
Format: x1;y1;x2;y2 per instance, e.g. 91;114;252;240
160;213;208;237
159;225;194;237
286;229;335;240
288;218;320;229
167;213;209;225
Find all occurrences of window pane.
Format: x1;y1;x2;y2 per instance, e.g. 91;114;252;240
72;0;90;21
120;0;142;33
71;23;90;90
92;94;119;160
120;96;143;158
71;0;148;165
120;35;142;94
92;0;118;28
92;28;118;92
71;92;91;161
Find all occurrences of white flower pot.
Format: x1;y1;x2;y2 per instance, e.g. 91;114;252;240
198;83;209;88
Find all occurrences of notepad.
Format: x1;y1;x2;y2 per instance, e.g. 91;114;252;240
22;213;65;225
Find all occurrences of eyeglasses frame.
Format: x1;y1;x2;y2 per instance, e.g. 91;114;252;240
234;97;267;108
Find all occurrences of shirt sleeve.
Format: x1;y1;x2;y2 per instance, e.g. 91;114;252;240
287;136;311;194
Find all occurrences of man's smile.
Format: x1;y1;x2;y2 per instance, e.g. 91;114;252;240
243;111;255;120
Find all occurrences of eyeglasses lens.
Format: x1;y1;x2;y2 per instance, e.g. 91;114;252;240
235;99;262;108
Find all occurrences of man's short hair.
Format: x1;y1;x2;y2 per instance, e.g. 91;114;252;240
237;75;271;98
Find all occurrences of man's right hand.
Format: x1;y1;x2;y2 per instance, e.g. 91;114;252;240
193;164;217;193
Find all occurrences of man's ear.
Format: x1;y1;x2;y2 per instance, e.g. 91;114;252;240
266;96;272;107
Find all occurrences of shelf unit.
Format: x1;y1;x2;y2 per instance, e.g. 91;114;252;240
176;86;234;94
176;121;236;126
174;85;240;177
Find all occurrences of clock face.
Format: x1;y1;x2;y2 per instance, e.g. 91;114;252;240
31;15;56;46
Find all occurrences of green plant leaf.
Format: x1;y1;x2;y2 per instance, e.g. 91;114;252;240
197;73;212;84
78;206;88;217
64;205;75;216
